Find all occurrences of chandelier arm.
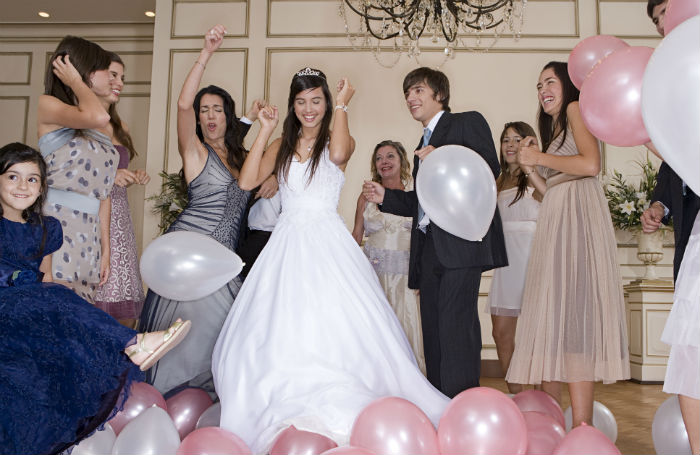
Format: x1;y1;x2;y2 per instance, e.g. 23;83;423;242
454;0;511;12
343;0;416;21
404;9;429;41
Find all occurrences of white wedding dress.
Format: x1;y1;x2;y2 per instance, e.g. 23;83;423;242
212;147;449;453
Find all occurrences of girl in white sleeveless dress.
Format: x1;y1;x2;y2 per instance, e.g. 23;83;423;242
212;69;448;453
487;122;541;394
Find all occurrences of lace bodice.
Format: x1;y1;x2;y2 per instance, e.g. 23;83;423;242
168;145;250;251
363;179;413;250
279;147;344;217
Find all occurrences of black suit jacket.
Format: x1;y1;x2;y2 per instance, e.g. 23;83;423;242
381;111;508;289
652;162;700;281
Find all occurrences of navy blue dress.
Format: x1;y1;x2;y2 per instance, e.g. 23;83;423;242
0;216;143;454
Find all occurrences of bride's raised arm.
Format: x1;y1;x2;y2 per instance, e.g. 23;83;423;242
328;77;356;168
238;106;280;191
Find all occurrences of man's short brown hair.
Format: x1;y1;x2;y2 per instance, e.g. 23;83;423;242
402;67;451;112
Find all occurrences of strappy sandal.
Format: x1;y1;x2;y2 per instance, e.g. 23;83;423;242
127;319;192;371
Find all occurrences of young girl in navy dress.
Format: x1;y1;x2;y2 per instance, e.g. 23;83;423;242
0;143;190;454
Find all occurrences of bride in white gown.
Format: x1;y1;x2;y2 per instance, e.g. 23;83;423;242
212;68;449;453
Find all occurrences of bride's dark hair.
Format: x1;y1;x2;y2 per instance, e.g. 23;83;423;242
274;68;332;183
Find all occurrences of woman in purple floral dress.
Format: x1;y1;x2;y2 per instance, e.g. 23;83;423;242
94;52;148;326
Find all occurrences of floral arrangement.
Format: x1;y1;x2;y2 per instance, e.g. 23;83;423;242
147;171;188;234
604;158;659;231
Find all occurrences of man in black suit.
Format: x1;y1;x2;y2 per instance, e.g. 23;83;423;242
363;67;507;397
640;0;700;282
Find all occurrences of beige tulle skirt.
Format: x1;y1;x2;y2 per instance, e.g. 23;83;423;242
506;177;630;384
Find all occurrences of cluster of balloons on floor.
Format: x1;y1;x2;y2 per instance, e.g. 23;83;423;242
72;382;632;455
570;0;699;195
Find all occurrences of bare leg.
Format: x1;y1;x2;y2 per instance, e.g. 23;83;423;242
118;318;138;329
569;381;594;426
678;394;700;455
542;381;562;405
491;314;522;394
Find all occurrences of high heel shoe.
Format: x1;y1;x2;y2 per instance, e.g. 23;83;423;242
127;319;192;371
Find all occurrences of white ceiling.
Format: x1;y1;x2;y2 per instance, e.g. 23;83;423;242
0;0;157;23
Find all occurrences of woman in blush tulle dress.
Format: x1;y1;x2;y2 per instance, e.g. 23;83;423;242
212;68;448;453
486;122;541;394
352;139;426;375
506;61;629;428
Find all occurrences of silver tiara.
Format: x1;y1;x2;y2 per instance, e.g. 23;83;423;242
296;67;321;78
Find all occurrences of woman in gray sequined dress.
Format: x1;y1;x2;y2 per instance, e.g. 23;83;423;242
138;25;264;396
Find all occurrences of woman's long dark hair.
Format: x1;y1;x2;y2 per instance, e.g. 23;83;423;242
496;122;537;206
106;52;137;160
45;36;111;106
275;68;333;183
193;85;247;172
0;143;49;256
537;61;579;153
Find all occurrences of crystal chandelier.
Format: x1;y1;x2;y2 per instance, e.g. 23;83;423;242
339;0;527;66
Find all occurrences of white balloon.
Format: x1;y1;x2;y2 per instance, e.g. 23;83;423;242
195;402;221;429
652;395;692;455
416;145;497;241
112;406;180;455
140;231;244;301
563;401;618;443
72;423;116;455
642;15;700;195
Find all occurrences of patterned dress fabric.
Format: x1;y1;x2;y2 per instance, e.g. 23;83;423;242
506;128;630;384
662;211;700;399
0;216;142;454
94;145;146;320
363;178;426;374
213;148;449;453
39;128;118;302
487;186;540;316
138;145;250;396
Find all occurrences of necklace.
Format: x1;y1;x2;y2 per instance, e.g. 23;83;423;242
300;137;316;153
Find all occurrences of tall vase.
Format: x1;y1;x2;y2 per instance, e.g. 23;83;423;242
636;229;665;280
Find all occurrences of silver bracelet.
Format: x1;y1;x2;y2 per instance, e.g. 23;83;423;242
195;61;206;69
334;104;348;112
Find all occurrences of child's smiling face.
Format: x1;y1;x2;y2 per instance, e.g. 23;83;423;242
0;161;42;221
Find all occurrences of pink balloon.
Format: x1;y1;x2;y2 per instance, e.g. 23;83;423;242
166;388;214;439
512;390;566;429
522;411;566;455
580;46;654;146
321;447;377;455
552;422;621;455
269;426;338;455
568;35;630;89
438;387;527;455
177;427;251;455
664;0;700;35
108;382;167;435
349;397;439;455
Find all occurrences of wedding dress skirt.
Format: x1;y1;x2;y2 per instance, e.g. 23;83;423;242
212;149;449;453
